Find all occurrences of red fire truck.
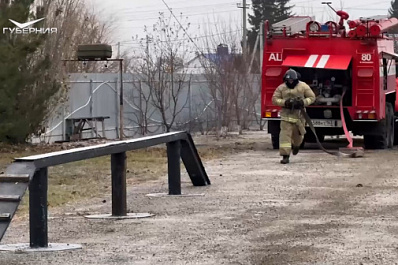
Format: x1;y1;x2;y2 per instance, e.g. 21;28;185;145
261;8;398;150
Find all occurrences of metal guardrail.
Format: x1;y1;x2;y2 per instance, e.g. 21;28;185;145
0;131;210;248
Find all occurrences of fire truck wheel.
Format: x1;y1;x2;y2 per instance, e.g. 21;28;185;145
363;103;393;149
364;135;386;149
394;120;398;145
364;135;385;149
271;134;279;149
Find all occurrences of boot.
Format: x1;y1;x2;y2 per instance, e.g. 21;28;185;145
292;145;300;155
280;155;290;164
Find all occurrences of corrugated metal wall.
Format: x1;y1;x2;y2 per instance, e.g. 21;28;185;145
33;73;261;143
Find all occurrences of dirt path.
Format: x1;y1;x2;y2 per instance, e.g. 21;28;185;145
2;131;398;264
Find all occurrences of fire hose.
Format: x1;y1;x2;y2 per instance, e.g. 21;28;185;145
300;86;363;158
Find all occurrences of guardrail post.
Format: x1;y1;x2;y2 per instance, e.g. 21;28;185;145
111;152;127;216
167;140;181;195
29;167;48;248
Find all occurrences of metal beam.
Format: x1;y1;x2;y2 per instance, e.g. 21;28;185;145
180;134;210;186
167;141;181;195
16;132;187;168
111;152;127;216
0;162;36;242
0;131;211;246
29;167;48;248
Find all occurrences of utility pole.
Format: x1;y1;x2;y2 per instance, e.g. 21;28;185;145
119;59;124;140
243;0;247;55
259;22;264;71
117;42;123;139
237;0;250;60
144;35;151;136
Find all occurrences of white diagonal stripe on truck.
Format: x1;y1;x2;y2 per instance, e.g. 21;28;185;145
316;55;330;68
305;55;318;67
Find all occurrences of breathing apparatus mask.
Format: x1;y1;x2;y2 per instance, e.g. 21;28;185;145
283;69;299;89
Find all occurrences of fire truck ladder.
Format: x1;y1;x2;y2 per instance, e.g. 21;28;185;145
271;16;313;35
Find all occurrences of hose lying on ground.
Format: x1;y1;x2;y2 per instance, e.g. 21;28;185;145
300;86;362;158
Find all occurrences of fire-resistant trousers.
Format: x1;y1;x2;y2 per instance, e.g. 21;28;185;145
279;120;304;156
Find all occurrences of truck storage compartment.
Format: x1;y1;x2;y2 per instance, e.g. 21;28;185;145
288;66;353;107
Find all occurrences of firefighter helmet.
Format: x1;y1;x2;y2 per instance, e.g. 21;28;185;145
283;69;298;81
284;69;299;88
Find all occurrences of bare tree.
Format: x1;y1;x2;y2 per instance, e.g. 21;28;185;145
39;0;117;74
129;12;192;133
197;19;260;137
28;0;120;142
251;74;266;130
127;60;160;136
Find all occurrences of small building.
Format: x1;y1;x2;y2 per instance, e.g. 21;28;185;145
182;44;238;74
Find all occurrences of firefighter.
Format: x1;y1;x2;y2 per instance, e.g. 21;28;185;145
272;69;316;164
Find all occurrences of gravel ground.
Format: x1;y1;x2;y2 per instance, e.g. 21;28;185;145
1;131;398;264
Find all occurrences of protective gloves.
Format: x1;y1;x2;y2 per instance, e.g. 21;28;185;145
284;98;294;108
293;98;304;109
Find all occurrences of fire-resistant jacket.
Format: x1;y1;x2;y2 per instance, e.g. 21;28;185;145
272;81;316;124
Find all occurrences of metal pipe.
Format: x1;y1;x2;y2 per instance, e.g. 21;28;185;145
62;104;65;141
115;78;119;139
119;59;124;140
90;79;94;138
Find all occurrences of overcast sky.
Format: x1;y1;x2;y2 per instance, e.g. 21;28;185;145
83;0;393;55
